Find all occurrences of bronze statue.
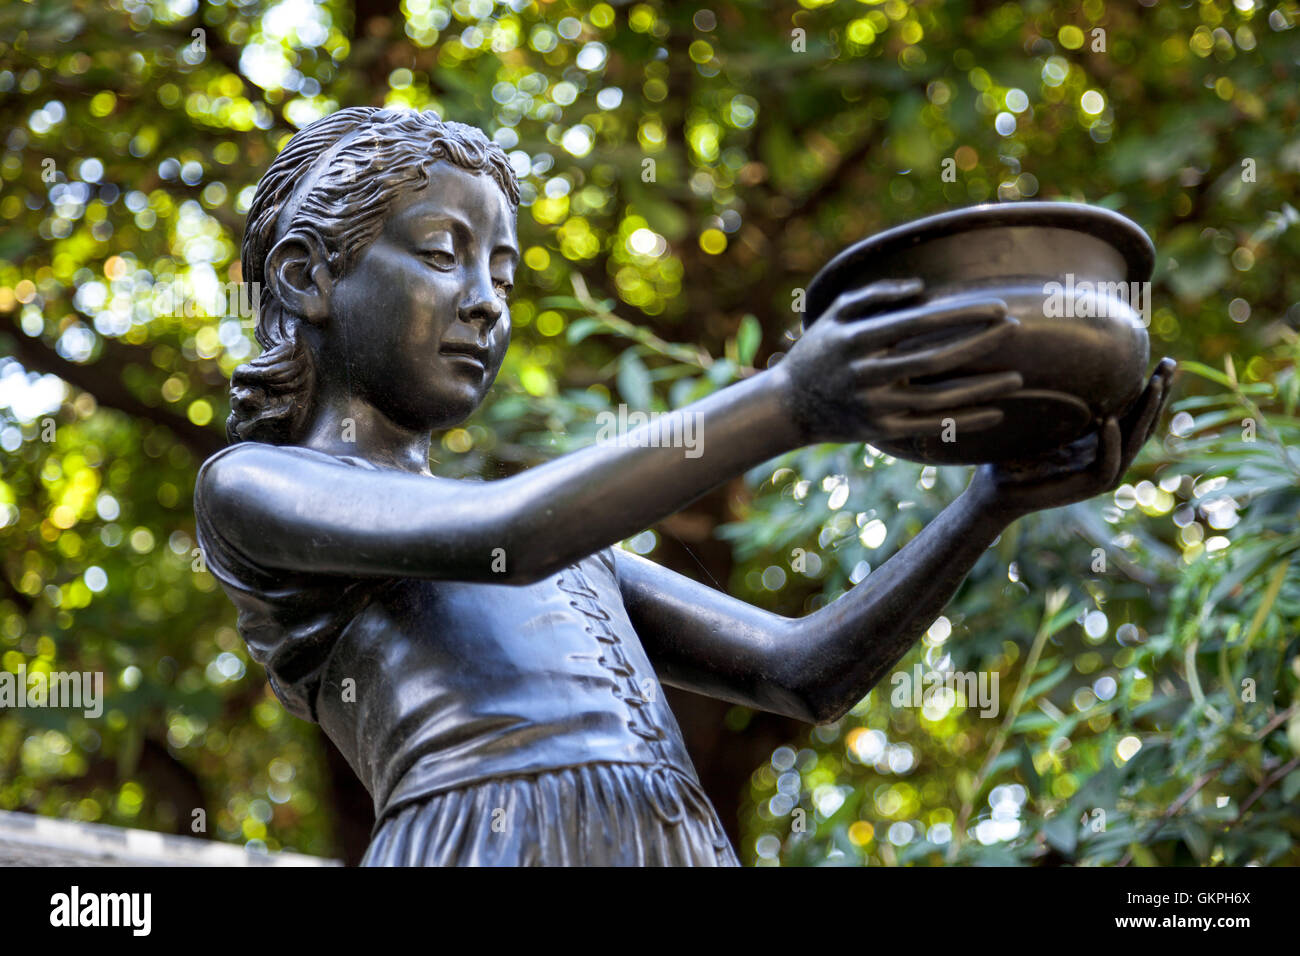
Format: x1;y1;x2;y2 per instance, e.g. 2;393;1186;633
194;107;1174;866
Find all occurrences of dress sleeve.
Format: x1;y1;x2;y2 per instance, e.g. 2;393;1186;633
194;445;389;723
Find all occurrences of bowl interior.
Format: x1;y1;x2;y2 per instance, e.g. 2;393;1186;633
806;201;1155;321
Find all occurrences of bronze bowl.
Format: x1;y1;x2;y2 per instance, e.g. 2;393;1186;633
805;202;1154;465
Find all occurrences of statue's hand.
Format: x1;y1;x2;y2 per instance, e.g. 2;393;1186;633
779;278;1023;445
971;358;1176;519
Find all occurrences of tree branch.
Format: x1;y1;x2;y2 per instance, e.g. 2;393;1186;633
3;323;225;460
784;132;877;226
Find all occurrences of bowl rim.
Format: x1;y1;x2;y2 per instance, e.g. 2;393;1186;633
806;201;1156;323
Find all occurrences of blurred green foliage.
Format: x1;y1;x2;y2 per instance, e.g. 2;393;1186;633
0;0;1297;863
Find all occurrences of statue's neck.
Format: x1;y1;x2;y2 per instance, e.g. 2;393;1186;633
300;392;433;475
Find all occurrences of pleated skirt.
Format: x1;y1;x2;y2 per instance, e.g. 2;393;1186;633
361;762;739;867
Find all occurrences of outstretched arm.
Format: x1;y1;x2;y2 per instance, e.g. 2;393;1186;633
617;479;1009;723
200;371;799;582
621;359;1175;724
200;282;1019;583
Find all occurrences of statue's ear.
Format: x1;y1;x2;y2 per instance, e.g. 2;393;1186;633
266;232;333;323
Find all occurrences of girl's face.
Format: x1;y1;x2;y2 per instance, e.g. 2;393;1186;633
328;159;518;432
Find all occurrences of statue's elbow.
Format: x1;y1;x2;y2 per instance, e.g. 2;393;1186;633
489;521;570;586
797;691;854;726
489;546;561;586
777;638;894;725
778;667;857;725
781;656;884;724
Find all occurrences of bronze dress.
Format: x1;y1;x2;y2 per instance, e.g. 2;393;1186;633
195;444;737;866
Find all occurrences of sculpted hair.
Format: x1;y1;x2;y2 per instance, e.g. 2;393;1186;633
228;107;520;445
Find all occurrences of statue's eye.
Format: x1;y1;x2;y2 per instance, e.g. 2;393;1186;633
423;249;456;269
493;277;514;298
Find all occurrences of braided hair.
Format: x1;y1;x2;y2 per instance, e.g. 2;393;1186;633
228;107;519;445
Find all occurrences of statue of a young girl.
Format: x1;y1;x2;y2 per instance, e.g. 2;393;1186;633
195;107;1173;866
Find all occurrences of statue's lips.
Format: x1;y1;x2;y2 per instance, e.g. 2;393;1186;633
440;346;488;373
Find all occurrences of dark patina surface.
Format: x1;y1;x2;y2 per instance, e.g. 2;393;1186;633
196;107;1174;866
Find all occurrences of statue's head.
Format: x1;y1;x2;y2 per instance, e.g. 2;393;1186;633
229;107;520;445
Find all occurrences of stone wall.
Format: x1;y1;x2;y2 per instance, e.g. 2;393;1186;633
0;809;339;866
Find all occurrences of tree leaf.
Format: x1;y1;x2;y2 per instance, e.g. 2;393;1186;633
736;314;762;366
616;351;653;410
1043;812;1078;857
566;317;603;344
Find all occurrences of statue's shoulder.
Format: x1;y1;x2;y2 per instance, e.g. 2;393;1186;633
195;443;348;518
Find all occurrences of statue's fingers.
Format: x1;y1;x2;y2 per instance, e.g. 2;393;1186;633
1145;358;1177;444
1099;417;1124;490
1122;359;1175;463
877;406;1004;439
1154;356;1178;384
853;315;1017;380
823;279;925;323
865;371;1023;411
1121;379;1163;464
846;298;1008;349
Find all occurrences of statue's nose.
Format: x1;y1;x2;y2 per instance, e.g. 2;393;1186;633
458;275;503;333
